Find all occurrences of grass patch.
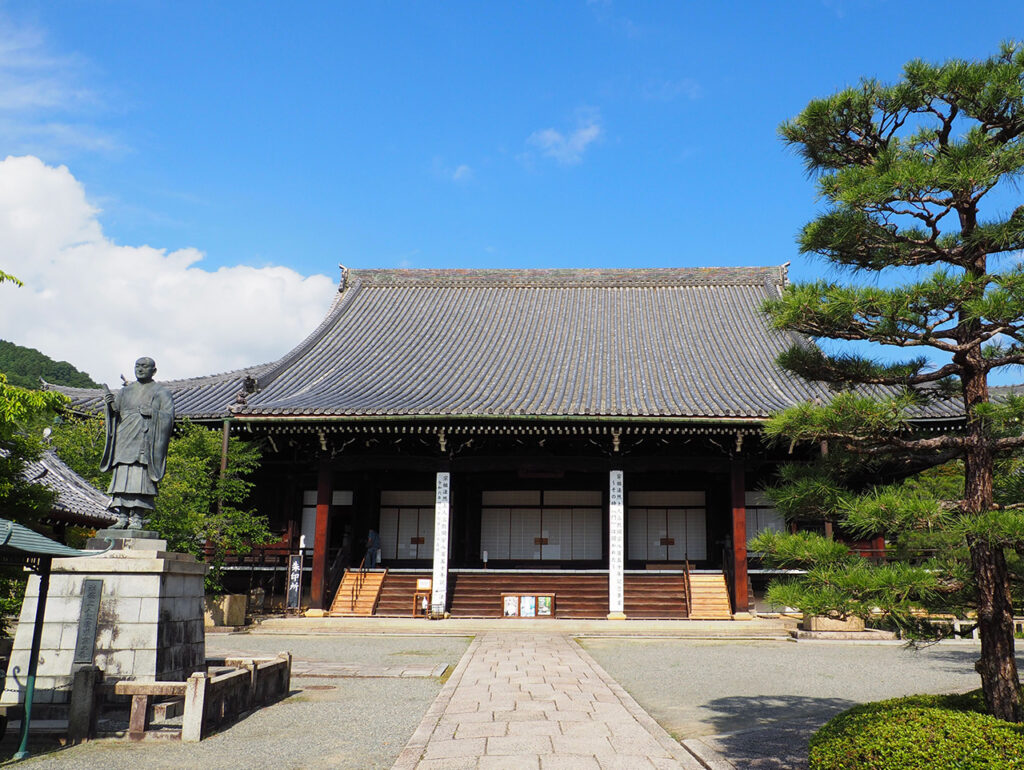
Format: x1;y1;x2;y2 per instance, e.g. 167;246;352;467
810;690;1024;769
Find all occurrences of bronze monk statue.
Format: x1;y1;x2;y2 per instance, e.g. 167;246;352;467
100;357;175;530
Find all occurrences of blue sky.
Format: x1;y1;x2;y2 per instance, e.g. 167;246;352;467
1;1;1022;381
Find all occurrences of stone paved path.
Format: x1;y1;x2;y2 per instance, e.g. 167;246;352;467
393;632;702;769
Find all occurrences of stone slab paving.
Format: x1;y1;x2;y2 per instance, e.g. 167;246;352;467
393;632;702;769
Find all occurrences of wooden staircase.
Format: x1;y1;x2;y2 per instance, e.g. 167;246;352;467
687;572;733;619
376;572;431;617
624;574;689;619
449;573;608;618
329;569;386;616
373;569;730;620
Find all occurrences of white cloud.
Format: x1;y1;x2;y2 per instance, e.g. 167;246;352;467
0;15;118;158
0;155;336;384
526;114;603;165
431;156;475;183
0;23;90;110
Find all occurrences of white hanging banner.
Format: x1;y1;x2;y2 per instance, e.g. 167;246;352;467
608;470;625;616
431;472;451;611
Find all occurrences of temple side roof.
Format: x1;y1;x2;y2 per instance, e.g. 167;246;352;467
54;364;275;420
58;265;965;422
24;449;116;528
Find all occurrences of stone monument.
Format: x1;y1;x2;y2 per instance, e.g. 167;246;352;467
2;357;208;714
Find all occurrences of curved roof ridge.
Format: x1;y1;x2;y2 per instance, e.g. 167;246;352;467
45;360;275;396
351;265;787;288
250;277;364;392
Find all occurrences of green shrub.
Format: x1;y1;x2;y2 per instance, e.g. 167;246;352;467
809;691;1024;769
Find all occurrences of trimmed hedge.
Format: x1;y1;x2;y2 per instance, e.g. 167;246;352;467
809;690;1024;769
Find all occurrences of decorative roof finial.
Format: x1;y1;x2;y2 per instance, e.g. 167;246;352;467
339;263;349;292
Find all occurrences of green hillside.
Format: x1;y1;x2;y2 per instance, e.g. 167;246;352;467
0;340;99;390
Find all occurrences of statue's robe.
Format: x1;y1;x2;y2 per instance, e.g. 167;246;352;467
100;380;175;511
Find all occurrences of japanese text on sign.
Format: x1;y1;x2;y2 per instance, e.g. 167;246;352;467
432;472;451;610
608;470;625;613
286;553;303;610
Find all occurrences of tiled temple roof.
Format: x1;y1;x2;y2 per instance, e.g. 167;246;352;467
24;449;116;527
57;265;965;422
54;364;275;420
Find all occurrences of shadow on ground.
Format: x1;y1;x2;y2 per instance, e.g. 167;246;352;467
0;688;304;765
684;694;856;770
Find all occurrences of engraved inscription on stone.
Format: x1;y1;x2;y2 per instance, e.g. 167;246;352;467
73;579;103;664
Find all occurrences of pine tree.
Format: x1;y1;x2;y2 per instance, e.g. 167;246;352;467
757;43;1024;721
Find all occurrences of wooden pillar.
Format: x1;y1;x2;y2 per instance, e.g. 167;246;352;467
216;419;230;515
310;460;332;609
730;461;749;613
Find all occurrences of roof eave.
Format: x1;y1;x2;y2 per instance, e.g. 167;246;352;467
231;412;771;425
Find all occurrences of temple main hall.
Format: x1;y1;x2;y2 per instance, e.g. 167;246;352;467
61;266;960;619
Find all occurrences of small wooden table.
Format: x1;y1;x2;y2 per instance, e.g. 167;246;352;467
413;592;431;617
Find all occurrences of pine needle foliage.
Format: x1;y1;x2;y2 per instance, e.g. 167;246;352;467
761;42;1024;721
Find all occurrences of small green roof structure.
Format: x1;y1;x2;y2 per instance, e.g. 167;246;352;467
0;517;105;559
0;517;107;760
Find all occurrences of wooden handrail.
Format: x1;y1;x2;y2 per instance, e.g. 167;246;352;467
683;558;692;616
326;547;348;605
721;545;735;612
350;556;368;611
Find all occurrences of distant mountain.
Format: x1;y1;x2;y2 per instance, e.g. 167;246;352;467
0;340;99;390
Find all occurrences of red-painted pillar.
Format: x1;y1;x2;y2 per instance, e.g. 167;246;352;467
730;461;748;613
311;460;332;609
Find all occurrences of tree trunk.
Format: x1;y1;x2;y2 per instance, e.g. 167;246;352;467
970;539;1022;722
961;352;1023;721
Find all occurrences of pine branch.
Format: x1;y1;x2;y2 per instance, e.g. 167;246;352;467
762;277;995;354
994;435;1024;451
776;344;962;387
840;434;967;455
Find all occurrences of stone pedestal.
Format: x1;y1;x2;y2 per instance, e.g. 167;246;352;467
801;615;865;632
1;537;207;709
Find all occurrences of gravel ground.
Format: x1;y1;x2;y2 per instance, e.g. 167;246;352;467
2;632;1013;769
205;631;471;668
580;638;1022;770
2;634;471;770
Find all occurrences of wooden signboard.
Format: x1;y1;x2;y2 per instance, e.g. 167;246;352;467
413;578;432;617
286;553;303;611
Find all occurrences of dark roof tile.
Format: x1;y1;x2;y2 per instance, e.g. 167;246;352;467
58;266;966;421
